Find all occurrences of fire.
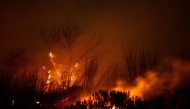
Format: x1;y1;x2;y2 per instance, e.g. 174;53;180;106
75;63;78;67
48;74;51;79
129;72;158;97
46;80;50;84
49;52;53;58
43;52;79;93
113;58;190;99
43;66;46;69
113;71;160;98
69;63;79;84
49;52;59;72
71;76;73;81
112;105;116;109
70;63;79;72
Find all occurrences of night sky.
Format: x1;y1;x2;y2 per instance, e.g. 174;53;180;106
0;0;190;66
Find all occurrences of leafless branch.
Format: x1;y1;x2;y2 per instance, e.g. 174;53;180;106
40;29;59;52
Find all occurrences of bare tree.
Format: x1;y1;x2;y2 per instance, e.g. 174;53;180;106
39;21;104;88
4;49;32;71
40;29;59;52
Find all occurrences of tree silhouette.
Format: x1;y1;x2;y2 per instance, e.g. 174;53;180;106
39;21;104;88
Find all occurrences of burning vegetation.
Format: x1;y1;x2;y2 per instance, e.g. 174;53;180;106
1;22;190;109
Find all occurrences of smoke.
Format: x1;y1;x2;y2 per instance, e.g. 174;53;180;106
0;0;190;100
0;0;189;77
113;57;190;99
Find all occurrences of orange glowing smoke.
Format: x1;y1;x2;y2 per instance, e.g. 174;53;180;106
113;58;190;99
113;71;167;99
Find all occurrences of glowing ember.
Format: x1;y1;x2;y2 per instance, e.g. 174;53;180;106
49;52;53;58
75;63;78;67
48;75;51;79
43;66;46;69
112;105;116;109
70;75;73;80
49;52;59;72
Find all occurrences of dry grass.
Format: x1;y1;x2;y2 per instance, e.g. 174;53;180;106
122;47;161;82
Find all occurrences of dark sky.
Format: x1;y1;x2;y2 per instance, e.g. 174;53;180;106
0;0;190;66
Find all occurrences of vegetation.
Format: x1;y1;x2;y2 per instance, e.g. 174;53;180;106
121;46;161;82
39;22;104;88
1;22;190;108
1;46;190;109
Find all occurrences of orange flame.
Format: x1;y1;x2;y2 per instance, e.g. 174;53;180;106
43;52;80;93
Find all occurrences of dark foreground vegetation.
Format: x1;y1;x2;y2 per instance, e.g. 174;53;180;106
63;87;190;109
1;48;190;109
